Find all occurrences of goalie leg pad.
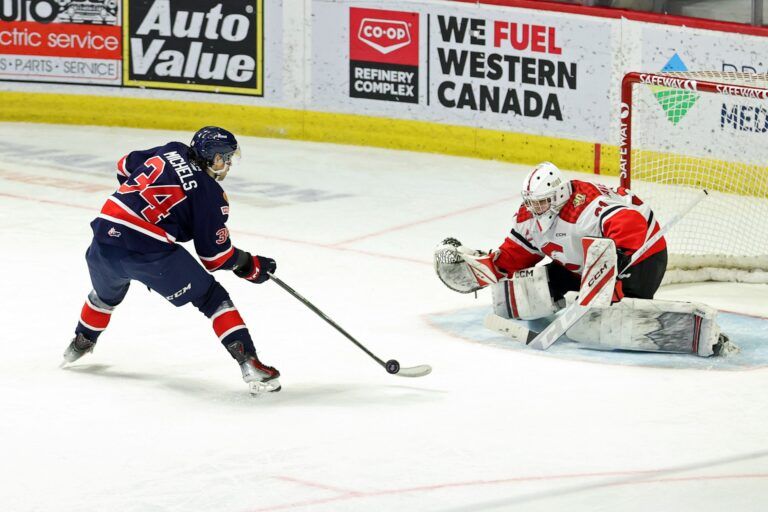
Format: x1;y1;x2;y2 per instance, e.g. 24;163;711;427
578;237;617;308
491;266;562;320
566;298;725;357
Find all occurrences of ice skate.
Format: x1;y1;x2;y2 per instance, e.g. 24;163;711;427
713;333;739;357
226;342;281;395
61;333;96;366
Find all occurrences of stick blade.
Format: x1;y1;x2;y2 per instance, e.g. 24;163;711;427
483;313;535;343
395;364;432;378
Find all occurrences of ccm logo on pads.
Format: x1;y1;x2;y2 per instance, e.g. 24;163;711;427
358;18;411;54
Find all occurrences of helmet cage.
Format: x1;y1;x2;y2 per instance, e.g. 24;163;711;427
521;163;570;217
522;191;556;216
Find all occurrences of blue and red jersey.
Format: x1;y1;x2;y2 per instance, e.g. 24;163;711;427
91;142;238;272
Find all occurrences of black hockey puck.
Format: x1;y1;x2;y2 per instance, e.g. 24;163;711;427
385;359;400;374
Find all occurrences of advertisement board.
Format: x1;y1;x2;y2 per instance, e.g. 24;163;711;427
427;7;612;137
3;0;768;170
349;7;419;104
0;0;122;85
632;23;768;163
313;1;615;143
123;0;264;95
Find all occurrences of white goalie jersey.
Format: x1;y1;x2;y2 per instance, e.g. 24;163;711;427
494;180;666;277
435;169;735;358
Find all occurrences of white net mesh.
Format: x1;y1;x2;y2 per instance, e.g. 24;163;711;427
627;72;768;283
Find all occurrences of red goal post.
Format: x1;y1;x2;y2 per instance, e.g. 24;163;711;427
619;71;768;284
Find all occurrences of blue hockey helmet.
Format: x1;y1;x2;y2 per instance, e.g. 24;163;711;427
190;126;240;180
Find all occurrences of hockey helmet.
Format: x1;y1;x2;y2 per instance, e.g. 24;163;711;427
190;126;241;181
521;162;571;228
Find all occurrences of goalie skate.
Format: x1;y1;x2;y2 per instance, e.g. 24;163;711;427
713;333;739;357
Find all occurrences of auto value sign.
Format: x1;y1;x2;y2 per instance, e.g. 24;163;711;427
349;7;419;104
124;0;263;95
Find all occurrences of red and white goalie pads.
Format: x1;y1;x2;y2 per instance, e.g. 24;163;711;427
566;237;732;356
491;266;562;320
566;298;729;357
488;237;615;324
519;237;619;351
482;237;733;357
434;238;503;293
578;237;617;309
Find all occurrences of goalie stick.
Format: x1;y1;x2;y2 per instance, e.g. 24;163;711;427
267;273;432;378
499;190;709;350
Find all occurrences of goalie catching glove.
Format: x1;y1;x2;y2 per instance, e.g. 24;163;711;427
434;238;504;293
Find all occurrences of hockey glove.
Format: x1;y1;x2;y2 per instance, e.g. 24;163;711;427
616;248;632;276
233;251;276;284
613;249;631;303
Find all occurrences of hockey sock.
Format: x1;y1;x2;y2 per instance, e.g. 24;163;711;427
210;300;257;354
76;291;117;341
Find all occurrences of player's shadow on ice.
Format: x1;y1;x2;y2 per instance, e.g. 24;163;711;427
62;364;442;406
270;383;445;407
62;364;239;401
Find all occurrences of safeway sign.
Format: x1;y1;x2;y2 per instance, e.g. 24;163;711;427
349;7;419;103
358;18;412;54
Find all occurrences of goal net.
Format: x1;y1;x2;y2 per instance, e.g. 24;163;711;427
620;71;768;284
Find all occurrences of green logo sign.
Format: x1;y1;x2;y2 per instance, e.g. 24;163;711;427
653;54;698;125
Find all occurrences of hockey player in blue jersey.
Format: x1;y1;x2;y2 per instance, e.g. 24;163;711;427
62;127;281;395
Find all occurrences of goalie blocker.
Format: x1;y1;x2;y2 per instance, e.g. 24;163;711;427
435;237;734;357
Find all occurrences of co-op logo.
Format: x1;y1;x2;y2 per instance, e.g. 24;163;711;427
358;18;411;54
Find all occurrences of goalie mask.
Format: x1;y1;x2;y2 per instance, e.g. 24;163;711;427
521;162;571;232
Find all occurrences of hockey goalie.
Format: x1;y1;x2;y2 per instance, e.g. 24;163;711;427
435;162;735;357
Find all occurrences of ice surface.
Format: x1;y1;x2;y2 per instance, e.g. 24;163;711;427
1;123;767;512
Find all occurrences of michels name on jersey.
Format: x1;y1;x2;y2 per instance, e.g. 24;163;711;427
164;151;198;191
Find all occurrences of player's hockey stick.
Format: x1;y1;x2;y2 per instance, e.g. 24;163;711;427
267;273;432;378
500;190;709;350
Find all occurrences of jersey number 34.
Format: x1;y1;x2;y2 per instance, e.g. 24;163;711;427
117;156;186;224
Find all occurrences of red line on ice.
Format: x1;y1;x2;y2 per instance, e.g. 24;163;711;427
0;191;432;265
0;191;95;210
329;195;519;247
249;471;768;511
